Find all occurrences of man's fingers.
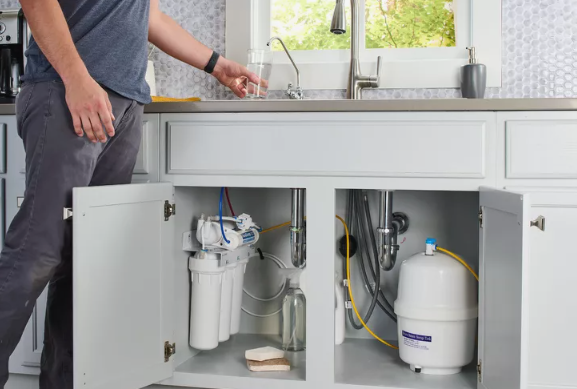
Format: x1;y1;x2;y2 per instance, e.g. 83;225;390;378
106;97;115;121
99;108;115;137
89;112;107;143
81;115;97;143
243;66;261;86
234;83;246;99
72;113;83;136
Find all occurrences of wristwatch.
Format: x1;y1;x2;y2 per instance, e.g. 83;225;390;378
204;51;220;74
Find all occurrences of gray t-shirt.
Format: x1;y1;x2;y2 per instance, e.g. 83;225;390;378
22;0;151;104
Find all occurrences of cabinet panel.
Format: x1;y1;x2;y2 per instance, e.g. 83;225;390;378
0;123;6;174
132;114;160;183
479;188;530;389
7;178;47;369
11;114;160;182
164;113;494;179
526;192;577;389
72;183;174;389
497;112;577;188
506;120;577;178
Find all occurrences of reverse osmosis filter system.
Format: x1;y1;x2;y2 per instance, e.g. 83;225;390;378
189;213;259;351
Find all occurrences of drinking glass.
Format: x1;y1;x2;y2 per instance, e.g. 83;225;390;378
245;49;273;99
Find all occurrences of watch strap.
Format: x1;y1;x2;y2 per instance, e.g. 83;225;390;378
204;51;220;74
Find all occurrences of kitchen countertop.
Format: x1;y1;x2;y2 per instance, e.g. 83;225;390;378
143;98;577;113
1;98;577;115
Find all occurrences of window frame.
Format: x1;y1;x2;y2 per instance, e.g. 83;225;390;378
226;0;502;91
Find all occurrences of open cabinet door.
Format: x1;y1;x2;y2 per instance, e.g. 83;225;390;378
479;188;530;389
72;183;175;389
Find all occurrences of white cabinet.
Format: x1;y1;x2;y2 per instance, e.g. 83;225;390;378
497;112;577;188
162;112;496;181
7;177;47;374
66;182;577;389
72;183;174;389
132;114;161;183
478;188;531;389
524;191;577;389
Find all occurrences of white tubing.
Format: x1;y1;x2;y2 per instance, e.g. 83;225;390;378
241;253;288;318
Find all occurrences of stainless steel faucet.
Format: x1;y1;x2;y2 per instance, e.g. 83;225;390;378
331;0;382;99
267;36;304;100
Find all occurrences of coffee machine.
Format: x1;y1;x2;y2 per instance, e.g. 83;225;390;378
0;9;28;97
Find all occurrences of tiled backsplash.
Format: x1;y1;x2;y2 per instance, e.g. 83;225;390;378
3;0;576;100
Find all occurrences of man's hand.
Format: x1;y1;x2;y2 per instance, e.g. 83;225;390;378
148;1;266;99
21;0;115;142
212;57;264;99
64;75;115;143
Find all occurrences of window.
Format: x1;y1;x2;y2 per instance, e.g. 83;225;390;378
226;0;501;91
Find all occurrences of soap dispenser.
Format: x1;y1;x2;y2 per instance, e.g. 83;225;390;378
461;47;487;99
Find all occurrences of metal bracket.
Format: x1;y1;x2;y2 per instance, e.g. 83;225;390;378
63;208;73;221
164;201;175;221
478;208;484;228
164;341;176;362
477;360;482;382
530;215;545;231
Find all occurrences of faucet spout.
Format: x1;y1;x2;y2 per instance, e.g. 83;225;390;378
330;0;381;99
267;36;300;88
331;0;346;34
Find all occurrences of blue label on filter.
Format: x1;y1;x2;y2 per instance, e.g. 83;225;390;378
402;331;432;342
241;231;256;243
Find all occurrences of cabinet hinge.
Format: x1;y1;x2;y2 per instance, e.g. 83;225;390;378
63;208;73;221
164;201;175;221
478;208;484;228
477;360;482;382
530;215;545;231
164;341;176;362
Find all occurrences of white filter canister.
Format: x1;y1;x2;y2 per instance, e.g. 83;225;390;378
230;258;249;335
394;249;478;375
219;263;237;342
189;256;225;351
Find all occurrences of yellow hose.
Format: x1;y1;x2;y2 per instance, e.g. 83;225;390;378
259;221;292;235
335;215;399;350
436;247;479;281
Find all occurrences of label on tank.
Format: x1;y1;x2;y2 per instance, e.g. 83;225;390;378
241;231;256;244
402;331;432;350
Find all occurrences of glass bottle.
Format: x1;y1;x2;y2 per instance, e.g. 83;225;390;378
282;275;306;351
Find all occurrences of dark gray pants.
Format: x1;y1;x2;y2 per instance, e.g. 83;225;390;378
0;80;143;389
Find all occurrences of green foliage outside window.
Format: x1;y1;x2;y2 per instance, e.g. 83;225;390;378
271;0;455;51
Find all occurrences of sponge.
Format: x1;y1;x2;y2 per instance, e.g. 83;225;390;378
247;358;290;372
245;347;285;362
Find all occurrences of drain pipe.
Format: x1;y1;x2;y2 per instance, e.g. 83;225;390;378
377;191;399;271
290;189;306;268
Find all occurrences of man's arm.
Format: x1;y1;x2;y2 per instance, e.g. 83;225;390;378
148;0;260;98
20;0;114;142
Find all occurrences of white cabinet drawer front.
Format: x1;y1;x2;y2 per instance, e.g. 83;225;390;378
507;120;577;178
167;116;488;178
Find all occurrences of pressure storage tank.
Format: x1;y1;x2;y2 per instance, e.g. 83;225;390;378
394;238;478;375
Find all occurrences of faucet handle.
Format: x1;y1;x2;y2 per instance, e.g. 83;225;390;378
369;56;382;88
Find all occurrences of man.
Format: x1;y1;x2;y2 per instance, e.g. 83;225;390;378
0;0;259;387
